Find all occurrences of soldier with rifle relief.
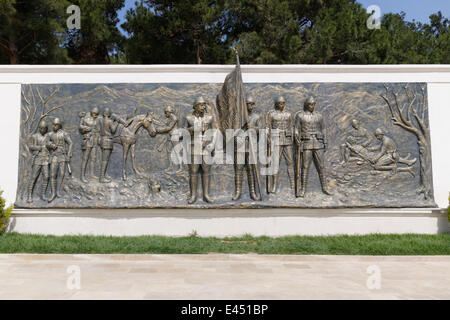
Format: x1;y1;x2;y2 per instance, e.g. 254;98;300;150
294;96;333;198
266;96;295;194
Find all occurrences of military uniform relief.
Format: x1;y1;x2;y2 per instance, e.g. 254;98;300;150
16;83;436;208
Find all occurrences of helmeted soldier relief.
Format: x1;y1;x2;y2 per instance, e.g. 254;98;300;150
266;96;295;193
15;82;436;209
79;107;100;182
340;119;371;164
368;128;416;175
47;118;73;202
157;105;182;173
98;108;126;183
232;96;262;201
185;96;218;204
27;121;51;203
294;96;332;197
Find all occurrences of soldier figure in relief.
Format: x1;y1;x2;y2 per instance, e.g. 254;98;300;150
185;97;218;204
368;128;416;175
157;105;182;173
340;119;371;164
232;96;262;201
79;107;100;182
98;108;127;183
266;96;295;193
294;96;333;197
27;121;51;203
47;118;73;202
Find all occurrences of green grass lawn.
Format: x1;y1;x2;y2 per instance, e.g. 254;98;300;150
0;232;449;255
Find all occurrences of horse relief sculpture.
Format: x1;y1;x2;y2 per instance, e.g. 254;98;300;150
16;79;436;209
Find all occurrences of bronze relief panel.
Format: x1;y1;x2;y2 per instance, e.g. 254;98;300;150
15;83;436;208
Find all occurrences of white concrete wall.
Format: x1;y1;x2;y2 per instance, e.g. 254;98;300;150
0;65;449;209
428;84;450;210
9;208;448;236
0;84;21;204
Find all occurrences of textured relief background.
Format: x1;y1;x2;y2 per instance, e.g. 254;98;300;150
15;82;436;208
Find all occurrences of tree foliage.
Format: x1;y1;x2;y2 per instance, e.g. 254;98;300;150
122;0;449;64
65;0;126;64
0;0;70;64
122;0;229;64
0;190;12;234
0;0;448;64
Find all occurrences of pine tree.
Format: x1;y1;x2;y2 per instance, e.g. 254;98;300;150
122;0;229;64
65;0;126;64
0;0;71;64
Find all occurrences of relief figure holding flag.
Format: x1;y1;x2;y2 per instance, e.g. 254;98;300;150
216;49;263;201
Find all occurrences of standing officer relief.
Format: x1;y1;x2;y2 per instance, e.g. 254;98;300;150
294;96;333;197
266;96;295;194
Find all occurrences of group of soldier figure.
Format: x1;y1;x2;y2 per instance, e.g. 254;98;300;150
25;94;334;204
340;119;416;176
182;95;333;204
27;118;73;203
230;95;333;202
26;92;416;205
226;95;417;203
79;107;130;183
26;107;131;202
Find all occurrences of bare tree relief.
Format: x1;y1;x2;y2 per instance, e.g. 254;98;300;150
18;85;63;199
380;84;433;200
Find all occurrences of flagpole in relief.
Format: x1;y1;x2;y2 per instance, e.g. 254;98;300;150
216;48;263;201
233;49;263;201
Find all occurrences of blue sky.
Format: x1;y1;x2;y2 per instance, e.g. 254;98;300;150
117;0;450;35
358;0;449;23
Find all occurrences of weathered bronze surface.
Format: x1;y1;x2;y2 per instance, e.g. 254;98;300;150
267;96;295;194
185;96;219;204
232;96;262;201
16;82;436;208
294;96;333;197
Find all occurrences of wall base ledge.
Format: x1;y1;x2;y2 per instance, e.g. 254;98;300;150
8;208;448;237
11;207;445;218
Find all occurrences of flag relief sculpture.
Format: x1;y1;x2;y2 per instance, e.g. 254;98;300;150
16;57;436;209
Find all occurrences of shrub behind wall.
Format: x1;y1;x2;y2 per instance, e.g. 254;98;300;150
0;190;13;234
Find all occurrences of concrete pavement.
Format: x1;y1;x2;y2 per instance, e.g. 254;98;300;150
0;254;449;299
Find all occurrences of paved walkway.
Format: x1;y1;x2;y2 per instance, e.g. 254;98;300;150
0;254;449;299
